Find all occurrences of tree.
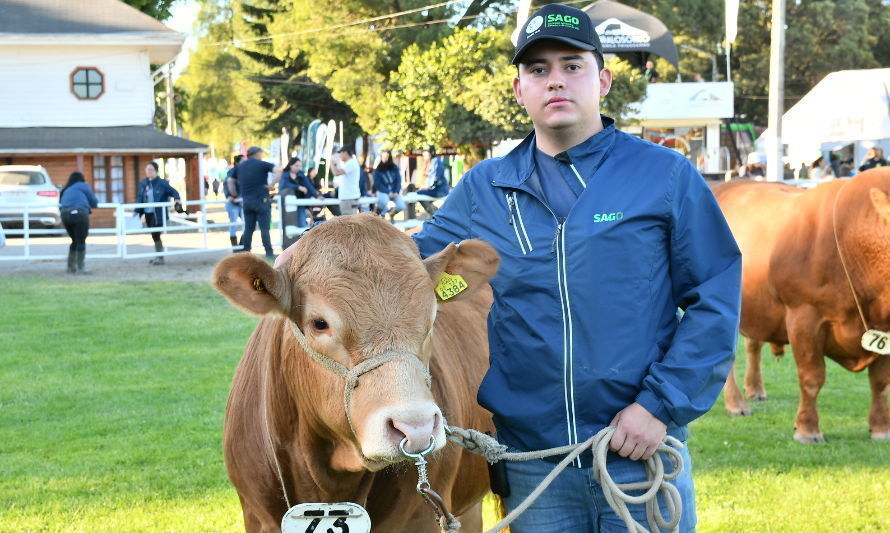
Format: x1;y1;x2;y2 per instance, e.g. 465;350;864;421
732;0;889;124
122;0;179;21
377;27;528;151
176;1;267;153
230;0;360;140
266;0;507;133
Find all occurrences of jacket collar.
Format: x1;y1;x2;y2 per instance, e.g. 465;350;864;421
494;115;617;188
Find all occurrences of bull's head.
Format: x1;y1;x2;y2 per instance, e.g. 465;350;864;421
213;213;498;471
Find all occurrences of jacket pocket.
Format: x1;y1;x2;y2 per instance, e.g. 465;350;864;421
505;192;533;254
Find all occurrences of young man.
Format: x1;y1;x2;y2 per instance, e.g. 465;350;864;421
413;4;742;531
330;146;361;215
136;161;183;265
230;146;280;258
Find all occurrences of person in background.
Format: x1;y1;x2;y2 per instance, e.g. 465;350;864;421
809;156;834;180
412;4;741;530
330;146;361;216
230;146;281;259
280;156;321;228
859;146;887;172
306;164;327;223
59;171;98;274
224;155;244;251
642;59;660;82
373;150;405;219
416;145;450;216
136;161;183;265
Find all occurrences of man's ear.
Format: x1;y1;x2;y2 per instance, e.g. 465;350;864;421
423;239;499;303
212;254;293;316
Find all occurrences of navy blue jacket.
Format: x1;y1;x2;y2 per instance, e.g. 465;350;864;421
136;177;180;220
280;170;319;198
225;166;240;198
60;182;98;212
233;158;275;200
374;166;401;195
420;157;449;197
413;118;742;466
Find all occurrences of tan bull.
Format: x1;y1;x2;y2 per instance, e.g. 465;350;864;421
714;167;890;442
213;213;499;532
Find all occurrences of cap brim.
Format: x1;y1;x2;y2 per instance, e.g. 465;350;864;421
512;36;598;65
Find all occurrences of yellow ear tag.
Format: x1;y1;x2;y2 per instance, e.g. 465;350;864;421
435;272;468;300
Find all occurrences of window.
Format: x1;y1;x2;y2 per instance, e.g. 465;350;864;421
92;155;124;202
70;67;104;100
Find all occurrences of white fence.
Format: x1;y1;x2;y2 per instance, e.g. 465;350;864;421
0;192;442;262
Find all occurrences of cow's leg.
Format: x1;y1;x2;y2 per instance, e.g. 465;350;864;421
724;364;751;416
744;338;768;401
868;354;890;440
787;310;827;443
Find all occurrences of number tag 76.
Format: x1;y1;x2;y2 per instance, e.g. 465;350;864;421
281;502;371;533
861;329;890;356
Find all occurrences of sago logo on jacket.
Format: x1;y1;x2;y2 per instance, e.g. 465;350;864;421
593;211;624;223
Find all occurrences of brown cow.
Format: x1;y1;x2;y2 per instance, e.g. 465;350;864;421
212;213;499;532
714;168;890;443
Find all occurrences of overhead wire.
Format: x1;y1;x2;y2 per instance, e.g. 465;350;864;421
206;0;591;49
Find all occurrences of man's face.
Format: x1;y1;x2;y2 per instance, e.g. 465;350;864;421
513;41;611;134
145;164;157;178
294;160;302;172
339;151;350;162
646;60;654;69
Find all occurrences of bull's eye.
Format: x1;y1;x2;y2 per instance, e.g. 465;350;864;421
312;319;329;331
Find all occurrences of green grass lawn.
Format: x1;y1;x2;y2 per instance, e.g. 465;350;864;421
1;276;888;532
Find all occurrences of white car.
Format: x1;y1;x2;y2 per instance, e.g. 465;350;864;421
0;165;61;228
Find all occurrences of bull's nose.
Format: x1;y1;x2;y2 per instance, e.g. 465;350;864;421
390;413;439;453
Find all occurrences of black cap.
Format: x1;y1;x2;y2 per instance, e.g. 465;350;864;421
513;4;601;65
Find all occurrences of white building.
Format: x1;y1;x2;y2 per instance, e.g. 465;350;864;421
0;0;206;225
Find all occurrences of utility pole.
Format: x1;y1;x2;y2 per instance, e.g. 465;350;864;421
766;0;786;181
165;63;176;136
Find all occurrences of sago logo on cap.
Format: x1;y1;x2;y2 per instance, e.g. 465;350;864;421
526;15;543;33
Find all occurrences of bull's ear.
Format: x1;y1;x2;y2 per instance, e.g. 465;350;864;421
212;254;292;316
423;239;499;302
869;188;890;222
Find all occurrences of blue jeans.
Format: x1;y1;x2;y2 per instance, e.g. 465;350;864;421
241;197;273;256
376;192;405;213
503;443;696;532
224;199;243;237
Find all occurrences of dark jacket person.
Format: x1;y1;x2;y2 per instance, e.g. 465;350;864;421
59;171;98;274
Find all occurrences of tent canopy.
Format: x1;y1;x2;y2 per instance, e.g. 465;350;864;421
758;68;890;165
583;0;680;69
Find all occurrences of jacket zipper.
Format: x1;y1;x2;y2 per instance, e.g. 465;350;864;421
500;183;581;466
511;191;533;252
553;218;580;466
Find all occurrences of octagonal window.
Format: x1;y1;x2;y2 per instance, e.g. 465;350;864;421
70;67;104;100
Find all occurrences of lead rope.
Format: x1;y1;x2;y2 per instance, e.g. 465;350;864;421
442;425;684;533
831;179;871;332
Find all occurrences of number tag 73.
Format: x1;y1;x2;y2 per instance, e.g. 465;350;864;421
861;329;890;356
281;502;371;533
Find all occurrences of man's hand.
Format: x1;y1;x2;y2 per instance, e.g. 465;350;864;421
389;193;397;200
298;186;307;194
609;402;667;461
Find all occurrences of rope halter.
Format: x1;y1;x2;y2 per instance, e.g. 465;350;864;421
287;320;433;438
